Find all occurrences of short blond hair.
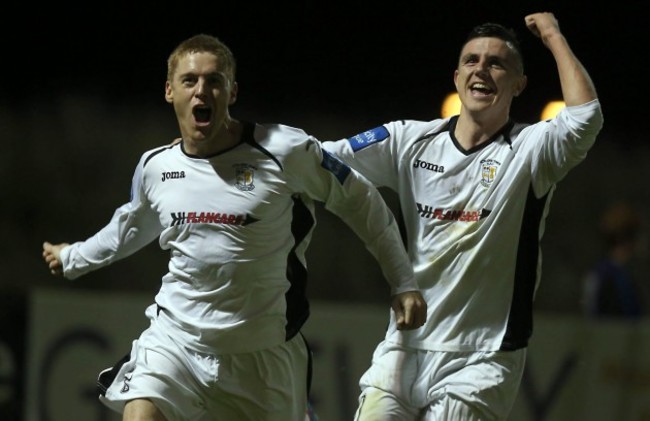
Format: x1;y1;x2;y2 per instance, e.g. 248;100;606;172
166;34;236;83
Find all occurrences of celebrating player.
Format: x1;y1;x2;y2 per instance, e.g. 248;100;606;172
322;12;603;420
42;34;426;421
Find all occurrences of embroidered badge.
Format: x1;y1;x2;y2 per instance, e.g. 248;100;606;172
480;159;501;188
234;164;256;191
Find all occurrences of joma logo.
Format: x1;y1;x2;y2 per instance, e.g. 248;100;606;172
413;159;444;173
162;171;186;182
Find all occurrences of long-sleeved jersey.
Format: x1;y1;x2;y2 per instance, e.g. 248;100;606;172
60;122;417;354
322;100;603;352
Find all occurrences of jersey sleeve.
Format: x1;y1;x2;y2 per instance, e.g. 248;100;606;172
288;136;417;295
321;123;401;190
528;99;604;196
60;154;162;280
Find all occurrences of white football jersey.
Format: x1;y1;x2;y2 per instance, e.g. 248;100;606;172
322;100;603;351
60;122;416;354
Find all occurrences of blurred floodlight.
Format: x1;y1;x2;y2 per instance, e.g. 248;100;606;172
541;100;566;120
440;93;565;122
441;92;461;118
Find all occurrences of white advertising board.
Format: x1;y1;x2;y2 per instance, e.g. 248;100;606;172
25;289;650;421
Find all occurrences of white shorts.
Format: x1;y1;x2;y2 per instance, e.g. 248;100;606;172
97;308;311;421
354;340;526;421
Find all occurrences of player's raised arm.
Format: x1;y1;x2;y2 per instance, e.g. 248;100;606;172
525;12;598;106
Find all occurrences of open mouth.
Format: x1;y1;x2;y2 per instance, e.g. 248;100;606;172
470;82;494;95
193;106;212;123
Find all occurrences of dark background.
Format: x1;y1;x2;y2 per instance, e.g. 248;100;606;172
3;2;644;131
1;1;648;311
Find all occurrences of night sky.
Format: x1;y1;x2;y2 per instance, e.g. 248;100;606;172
4;2;644;140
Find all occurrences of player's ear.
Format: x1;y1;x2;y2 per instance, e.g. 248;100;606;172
228;81;238;105
165;81;173;104
514;75;527;97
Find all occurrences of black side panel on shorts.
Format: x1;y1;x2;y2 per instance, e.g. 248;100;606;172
97;352;131;396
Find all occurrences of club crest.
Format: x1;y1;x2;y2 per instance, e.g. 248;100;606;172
480;159;500;188
234;163;256;191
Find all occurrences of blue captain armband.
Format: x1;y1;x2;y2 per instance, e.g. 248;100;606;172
321;150;351;185
348;126;389;151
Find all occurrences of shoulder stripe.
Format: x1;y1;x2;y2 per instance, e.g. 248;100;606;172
143;144;174;168
243;121;284;171
413;118;454;146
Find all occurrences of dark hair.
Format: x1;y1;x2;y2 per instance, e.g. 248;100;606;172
464;22;524;71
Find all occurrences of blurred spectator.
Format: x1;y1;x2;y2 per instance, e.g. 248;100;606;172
582;202;647;319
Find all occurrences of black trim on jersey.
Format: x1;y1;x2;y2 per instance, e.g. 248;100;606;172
171;121;283;166
143;144;174;168
242;121;284;171
300;332;315;395
501;186;549;351
411;119;454;146
284;195;314;341
443;116;518;155
503;121;530;150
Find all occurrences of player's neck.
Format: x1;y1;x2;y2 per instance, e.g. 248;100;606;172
183;118;242;157
455;113;510;149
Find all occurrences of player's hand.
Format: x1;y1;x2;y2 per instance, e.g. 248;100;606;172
391;291;427;330
525;12;561;45
42;241;69;276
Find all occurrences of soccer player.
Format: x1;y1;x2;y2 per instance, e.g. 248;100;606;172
42;34;426;421
322;12;603;420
